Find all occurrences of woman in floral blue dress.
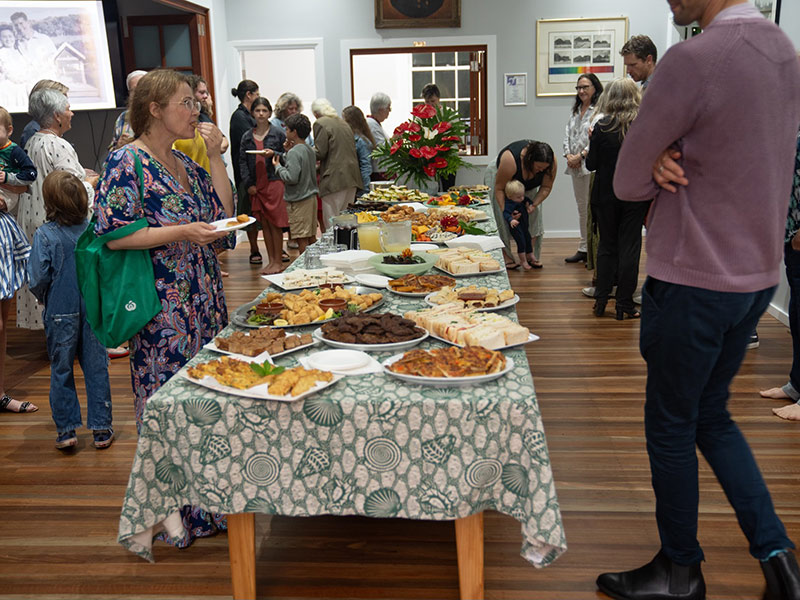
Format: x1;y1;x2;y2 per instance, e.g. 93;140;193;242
94;69;235;549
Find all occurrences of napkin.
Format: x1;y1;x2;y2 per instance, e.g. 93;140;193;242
298;355;384;376
446;234;505;251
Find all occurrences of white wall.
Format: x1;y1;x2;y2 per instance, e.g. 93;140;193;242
222;0;675;238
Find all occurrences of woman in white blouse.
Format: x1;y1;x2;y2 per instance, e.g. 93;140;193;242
16;88;95;329
563;73;603;264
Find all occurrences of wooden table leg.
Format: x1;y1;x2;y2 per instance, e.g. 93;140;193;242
454;512;484;600
227;513;256;600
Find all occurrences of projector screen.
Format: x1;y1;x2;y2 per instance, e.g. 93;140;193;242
0;0;115;113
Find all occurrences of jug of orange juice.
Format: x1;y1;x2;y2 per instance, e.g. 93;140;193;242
357;221;382;253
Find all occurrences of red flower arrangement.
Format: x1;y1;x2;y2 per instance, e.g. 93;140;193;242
372;103;470;188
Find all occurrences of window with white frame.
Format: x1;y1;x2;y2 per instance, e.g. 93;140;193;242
351;45;487;156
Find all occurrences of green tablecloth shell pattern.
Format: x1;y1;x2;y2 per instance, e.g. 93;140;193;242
118;214;567;567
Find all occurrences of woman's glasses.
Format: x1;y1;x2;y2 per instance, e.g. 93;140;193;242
575;85;593;91
170;98;201;112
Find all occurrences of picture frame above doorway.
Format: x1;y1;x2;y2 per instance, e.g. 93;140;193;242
536;16;629;97
374;0;461;29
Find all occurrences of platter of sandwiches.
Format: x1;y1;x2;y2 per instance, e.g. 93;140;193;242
183;356;342;401
382;346;513;387
263;267;354;291
424;286;520;311
427;247;502;276
404;304;537;350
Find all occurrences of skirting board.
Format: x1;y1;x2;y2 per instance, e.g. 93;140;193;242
767;302;789;327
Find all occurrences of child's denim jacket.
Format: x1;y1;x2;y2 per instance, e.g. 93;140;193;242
27;220;88;318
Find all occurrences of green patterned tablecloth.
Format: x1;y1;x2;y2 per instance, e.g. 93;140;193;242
118;228;567;567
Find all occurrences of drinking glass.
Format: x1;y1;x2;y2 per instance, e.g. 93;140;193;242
304;245;325;269
380;220;412;252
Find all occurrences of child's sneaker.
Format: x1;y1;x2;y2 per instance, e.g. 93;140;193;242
92;429;114;449
55;430;77;450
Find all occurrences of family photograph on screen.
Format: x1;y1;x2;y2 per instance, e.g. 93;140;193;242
0;0;114;113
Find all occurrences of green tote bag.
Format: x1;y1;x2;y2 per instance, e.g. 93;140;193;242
75;151;161;348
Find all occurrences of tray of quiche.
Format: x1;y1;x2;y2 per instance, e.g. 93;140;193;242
204;328;316;363
404;304;538;350
232;286;384;328
312;312;428;352
424;285;520;311
382;346;513;387
183;356;342;401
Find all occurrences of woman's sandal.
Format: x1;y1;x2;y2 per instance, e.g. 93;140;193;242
505;261;521;270
0;394;38;413
616;308;641;320
249;252;263;265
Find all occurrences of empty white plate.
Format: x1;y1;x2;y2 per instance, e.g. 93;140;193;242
355;273;391;288
305;349;371;371
410;243;438;251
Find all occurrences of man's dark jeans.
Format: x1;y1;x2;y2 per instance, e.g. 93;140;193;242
640;277;794;564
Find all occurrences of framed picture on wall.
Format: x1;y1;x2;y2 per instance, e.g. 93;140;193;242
536;17;629;97
374;0;461;29
504;73;527;106
752;0;781;23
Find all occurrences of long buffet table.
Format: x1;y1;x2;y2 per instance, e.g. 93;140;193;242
117;210;566;599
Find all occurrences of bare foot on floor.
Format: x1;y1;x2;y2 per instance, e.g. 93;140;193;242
260;263;285;276
759;387;791;399
521;261;532;270
773;403;800;421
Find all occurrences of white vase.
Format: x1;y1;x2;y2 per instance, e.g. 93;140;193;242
395;174;440;195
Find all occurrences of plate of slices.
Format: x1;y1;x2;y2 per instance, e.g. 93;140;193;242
387;273;457;297
424;291;520;312
203;330;317;363
382;347;514;387
182;356;343;401
210;215;256;232
312;313;429;352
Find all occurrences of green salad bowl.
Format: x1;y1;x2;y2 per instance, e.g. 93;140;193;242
367;251;438;277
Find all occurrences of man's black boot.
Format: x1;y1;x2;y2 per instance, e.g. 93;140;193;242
761;551;800;600
596;549;705;600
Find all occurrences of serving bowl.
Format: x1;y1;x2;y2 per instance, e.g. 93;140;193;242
366;252;437;277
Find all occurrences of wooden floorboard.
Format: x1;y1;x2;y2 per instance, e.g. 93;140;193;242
1;238;798;599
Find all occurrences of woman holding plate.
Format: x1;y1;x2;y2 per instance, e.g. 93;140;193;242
94;68;234;550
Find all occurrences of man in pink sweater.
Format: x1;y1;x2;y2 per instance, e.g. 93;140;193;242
596;1;800;600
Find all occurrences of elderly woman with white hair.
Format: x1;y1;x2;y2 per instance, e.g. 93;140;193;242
366;92;391;180
311;98;363;229
16;88;96;330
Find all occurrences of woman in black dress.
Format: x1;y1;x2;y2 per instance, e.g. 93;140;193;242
229;79;260;263
585;78;649;319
